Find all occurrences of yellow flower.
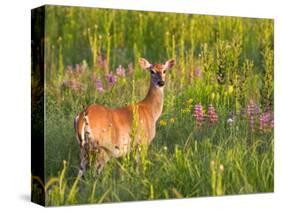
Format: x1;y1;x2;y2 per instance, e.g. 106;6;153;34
211;92;215;100
188;98;193;104
170;117;175;123
181;108;190;113
159;120;167;126
228;85;234;94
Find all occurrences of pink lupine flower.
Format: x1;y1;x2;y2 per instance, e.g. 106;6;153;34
66;65;73;76
259;111;274;131
74;63;85;77
75;64;81;73
207;104;218;124
246;100;259;131
194;66;203;80
106;72;117;87
116;65;126;77
194;104;204;127
95;79;104;93
97;54;105;67
246;100;259;116
61;79;83;91
249;115;255;131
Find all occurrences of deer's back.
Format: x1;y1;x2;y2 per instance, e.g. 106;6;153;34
76;103;156;156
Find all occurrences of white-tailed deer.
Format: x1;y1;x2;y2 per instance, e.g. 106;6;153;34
74;58;175;176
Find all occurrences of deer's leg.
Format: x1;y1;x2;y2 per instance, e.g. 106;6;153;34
93;149;110;177
78;146;89;177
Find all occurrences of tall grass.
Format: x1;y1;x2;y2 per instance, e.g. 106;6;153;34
39;5;274;206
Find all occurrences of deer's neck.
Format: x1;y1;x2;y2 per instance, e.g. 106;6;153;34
141;80;164;121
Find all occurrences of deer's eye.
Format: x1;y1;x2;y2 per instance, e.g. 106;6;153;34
163;70;166;74
150;70;155;74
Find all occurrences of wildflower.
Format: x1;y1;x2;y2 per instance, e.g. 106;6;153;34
194;66;203;79
106;72;117;87
181;108;190;113
249;115;255;131
97;54;105;67
219;164;224;172
163;146;168;151
246;100;259;116
95;79;104;93
66;65;73;74
207;104;218;124
246;100;259;131
116;65;126;77
61;79;83;91
259;111;274;131
194;104;204;127
228;85;234;94
159;120;167;126
187;98;193;104
227;118;234;126
170;117;175;123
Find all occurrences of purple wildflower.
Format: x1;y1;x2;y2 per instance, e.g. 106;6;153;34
106;72;117;87
246;100;259;116
207;104;218;125
61;79;83;91
246;100;259;131
194;104;204;127
97;54;105;67
194;66;203;80
259;111;273;131
116;65;126;77
249;116;255;131
95;79;104;93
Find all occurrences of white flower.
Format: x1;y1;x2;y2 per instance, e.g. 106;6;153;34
227;118;234;125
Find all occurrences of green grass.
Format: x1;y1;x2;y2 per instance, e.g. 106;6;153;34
34;5;274;206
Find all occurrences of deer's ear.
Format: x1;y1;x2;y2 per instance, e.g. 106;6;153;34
139;58;151;70
164;59;176;70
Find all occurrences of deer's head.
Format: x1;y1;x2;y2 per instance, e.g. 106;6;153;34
139;58;176;87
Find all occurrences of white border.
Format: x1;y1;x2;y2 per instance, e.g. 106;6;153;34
0;0;280;211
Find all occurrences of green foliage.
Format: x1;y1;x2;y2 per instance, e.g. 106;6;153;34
40;5;274;206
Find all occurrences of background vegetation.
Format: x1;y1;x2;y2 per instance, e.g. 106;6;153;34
37;5;273;206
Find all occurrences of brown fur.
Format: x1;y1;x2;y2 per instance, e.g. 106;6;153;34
74;58;175;176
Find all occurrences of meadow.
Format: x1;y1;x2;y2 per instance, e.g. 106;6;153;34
33;5;274;206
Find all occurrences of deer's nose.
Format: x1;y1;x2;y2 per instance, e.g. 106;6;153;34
158;80;165;86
